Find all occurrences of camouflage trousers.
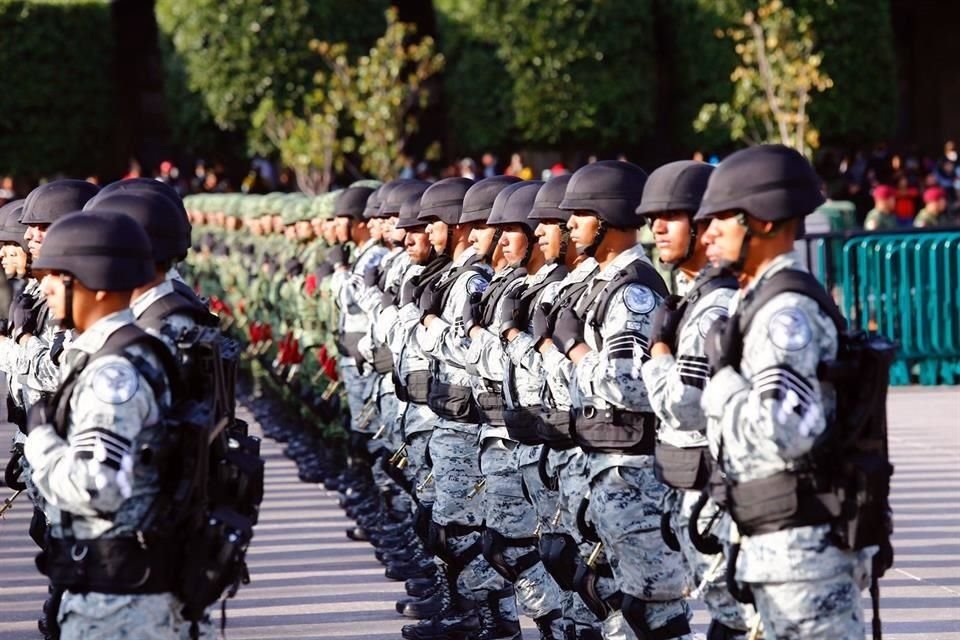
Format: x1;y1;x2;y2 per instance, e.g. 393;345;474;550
481;437;562;620
669;490;754;631
339;360;378;435
751;572;866;639
587;465;691;637
402;403;437;505
428;423;503;604
58;592;184;640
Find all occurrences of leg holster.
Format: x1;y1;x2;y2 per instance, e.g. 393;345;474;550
572;559;621;622
621;594;691;640
431;523;484;608
538;532;579;591
481;528;540;583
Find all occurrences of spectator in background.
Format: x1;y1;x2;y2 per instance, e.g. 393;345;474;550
893;175;920;225
814;182;858;230
459;157;477;180
864;185;898;231
914;187;948;228
481;152;498;178
123;158;142;179
0;176;15;205
504;152;533;179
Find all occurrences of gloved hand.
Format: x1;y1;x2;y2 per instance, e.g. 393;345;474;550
380;290;396;309
418;283;443;320
326;245;349;268
10;292;38;341
363;266;380;288
650;294;684;347
498;287;526;336
461;292;483;334
314;262;335;280
551;306;585;355
531;302;554;344
400;278;419;306
704;315;743;372
49;332;66;366
26;397;50;435
0;318;9;337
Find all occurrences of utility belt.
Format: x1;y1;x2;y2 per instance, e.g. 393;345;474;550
40;536;179;595
654;443;712;491
727;469;839;536
338;332;365;363
536;408;574;449
371;343;394;374
570;407;656;455
427;381;479;424
476;391;505;427
503;406;543;445
395;370;431;404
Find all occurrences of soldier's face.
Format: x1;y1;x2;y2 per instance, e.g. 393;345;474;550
0;244;26;277
225;216;241;231
368;218;383;241
284;225;297;241
535;221;563;262
335;217;350;243
405;229;432;263
272;216;285;234
500;225;529;265
349;220;368;244
322;220;338;244
311;217;324;237
40;273;68;323
567;212;600;251
469;224;497;257
381;216;397;238
388;219;405;245
25;224;47;260
296;220;315;241
427;221;449;253
702;212;747;266
650;211;692;263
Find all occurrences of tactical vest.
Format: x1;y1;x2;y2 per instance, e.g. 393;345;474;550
502;265;569;445
570;259;669;455
654;270;738;490
339;242;383;362
723;269;895;573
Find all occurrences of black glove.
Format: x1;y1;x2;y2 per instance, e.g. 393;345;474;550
650;294;684;347
704;315;743;372
326;244;349;268
461;292;483;334
499;287;526;336
531;302;554;344
284;257;303;278
380;290;396;309
0;318;9;337
363;266;380;288
551;306;585;355
314;262;335;280
418;283;443;319
400;278;419;306
11;293;38;341
49;332;66;366
26;397;50;435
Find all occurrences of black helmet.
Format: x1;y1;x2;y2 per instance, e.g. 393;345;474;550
19;180;100;225
362;184;386;219
529;174;573;222
695;145;824;222
380;180;431;218
87;178;191;257
558;160;648;229
395;192;427;230
459;176;521;225
86;192;184;264
418;177;473;225
487;181;543;232
0;199;28;249
637;161;714;217
335;186;377;220
34;210;154;291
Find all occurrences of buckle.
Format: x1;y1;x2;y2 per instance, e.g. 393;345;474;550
582;406;597;419
70;544;88;562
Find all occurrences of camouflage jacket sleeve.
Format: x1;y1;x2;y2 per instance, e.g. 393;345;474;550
642;285;733;440
702;292;838;482
417;270;488;369
573;282;662;412
466;279;525;381
20;327;71;394
24;352;165;517
0;336;20;376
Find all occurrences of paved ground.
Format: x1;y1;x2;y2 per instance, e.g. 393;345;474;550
1;386;958;639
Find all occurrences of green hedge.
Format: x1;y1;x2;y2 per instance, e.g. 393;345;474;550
0;0;115;178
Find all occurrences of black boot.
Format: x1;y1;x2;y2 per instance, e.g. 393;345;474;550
706;619;748;640
401;597;480;640
476;586;522;640
396;571;448;619
534;609;568;639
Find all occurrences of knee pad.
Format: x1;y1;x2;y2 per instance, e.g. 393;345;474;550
621;594;691;640
538;533;578;591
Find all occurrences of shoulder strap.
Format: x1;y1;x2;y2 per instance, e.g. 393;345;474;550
582;258;668;330
139;291;218;330
479;267;526;327
520;265;568;307
438;263;491;310
675;270;739;343
738;269;846;335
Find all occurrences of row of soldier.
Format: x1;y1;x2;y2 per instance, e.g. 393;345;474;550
2;178;261;639
185;145;887;640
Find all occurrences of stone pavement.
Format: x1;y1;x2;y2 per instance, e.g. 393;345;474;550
1;387;958;639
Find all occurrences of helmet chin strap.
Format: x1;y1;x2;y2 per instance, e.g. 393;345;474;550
61;274;76;331
718;212;780;274
578;219;607;258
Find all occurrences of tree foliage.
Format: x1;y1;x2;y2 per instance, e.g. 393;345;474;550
0;0;116;178
253;9;444;193
694;0;833;156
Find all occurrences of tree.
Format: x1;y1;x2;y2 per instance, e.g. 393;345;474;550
253;9;444;193
694;0;832;156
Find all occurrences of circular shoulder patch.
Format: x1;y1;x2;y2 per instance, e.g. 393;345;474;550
623;284;656;315
698;306;729;337
466;275;488;295
767;308;812;351
91;362;140;405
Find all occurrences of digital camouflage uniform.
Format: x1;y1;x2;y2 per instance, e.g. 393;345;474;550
702;251;872;639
